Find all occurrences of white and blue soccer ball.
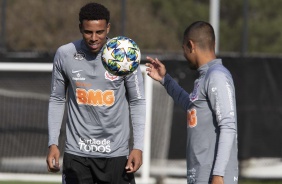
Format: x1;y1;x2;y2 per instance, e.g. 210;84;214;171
101;36;141;76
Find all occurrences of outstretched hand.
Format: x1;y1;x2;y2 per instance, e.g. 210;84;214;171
125;149;142;173
145;56;166;82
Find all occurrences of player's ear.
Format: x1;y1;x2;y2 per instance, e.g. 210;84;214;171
187;40;195;52
106;23;111;34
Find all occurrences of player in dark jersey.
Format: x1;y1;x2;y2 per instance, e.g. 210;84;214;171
46;3;146;184
146;21;238;184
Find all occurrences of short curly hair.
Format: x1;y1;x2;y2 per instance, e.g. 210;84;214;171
79;2;110;24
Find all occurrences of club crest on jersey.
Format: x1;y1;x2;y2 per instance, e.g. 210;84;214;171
189;82;199;102
74;51;86;60
105;71;119;81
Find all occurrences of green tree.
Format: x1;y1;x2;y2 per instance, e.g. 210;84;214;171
2;0;282;55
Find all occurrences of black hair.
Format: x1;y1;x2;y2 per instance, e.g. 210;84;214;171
79;2;110;24
183;21;215;51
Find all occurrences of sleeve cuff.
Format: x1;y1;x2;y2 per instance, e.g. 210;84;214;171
160;73;169;85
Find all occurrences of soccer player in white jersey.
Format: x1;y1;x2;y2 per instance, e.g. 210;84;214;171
46;2;146;184
146;21;238;184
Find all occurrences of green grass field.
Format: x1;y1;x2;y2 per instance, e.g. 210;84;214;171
1;180;282;184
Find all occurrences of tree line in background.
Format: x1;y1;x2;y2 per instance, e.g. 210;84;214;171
0;0;281;56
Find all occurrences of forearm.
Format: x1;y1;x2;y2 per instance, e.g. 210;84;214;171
163;74;191;110
213;126;236;176
130;99;146;151
48;99;65;146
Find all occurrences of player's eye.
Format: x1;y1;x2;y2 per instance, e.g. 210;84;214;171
96;30;104;35
83;30;92;35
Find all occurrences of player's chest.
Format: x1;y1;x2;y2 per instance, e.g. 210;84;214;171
189;76;206;103
64;58;124;89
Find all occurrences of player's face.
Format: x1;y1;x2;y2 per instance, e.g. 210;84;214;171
80;20;110;54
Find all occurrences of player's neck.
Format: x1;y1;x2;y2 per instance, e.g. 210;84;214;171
197;51;216;68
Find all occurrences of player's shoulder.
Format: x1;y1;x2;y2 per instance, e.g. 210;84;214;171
56;40;82;55
207;63;231;78
204;64;234;88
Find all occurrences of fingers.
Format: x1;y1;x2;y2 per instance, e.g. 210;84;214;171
154;57;162;65
145;56;167;82
53;157;60;171
46;145;60;173
132;159;142;173
145;56;159;76
125;158;142;173
146;56;161;66
146;56;155;63
125;150;142;173
125;158;134;173
145;65;152;75
46;157;60;173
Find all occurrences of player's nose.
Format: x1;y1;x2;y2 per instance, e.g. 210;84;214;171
91;33;98;41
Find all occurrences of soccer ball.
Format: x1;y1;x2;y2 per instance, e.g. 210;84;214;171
101;36;141;76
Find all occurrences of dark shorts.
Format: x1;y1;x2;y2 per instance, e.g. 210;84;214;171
62;152;135;184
